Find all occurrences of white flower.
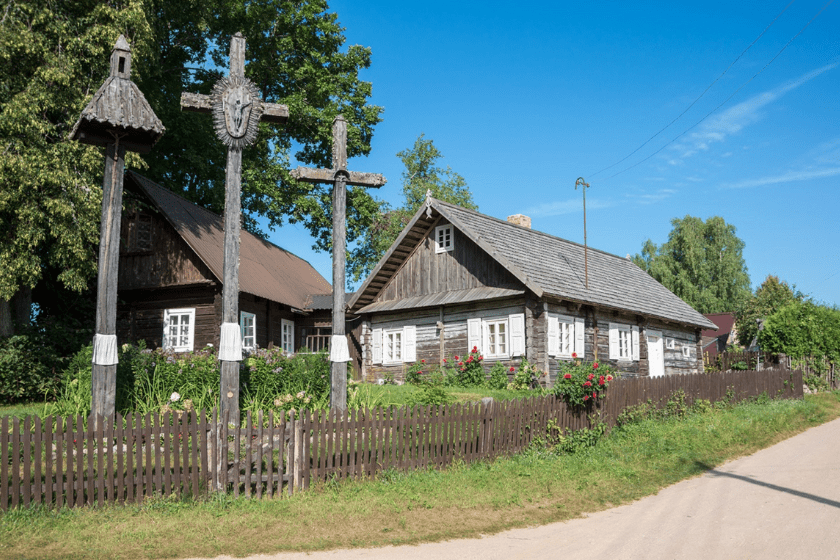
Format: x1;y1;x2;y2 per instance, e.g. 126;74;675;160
170;392;181;402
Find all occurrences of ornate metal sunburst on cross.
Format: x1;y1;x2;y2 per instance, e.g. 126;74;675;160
292;116;386;412
181;33;288;427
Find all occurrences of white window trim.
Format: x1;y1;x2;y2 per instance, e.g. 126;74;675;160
666;337;676;350
383;328;403;365
435;224;453;253
281;318;295;354
163;308;195;352
483;317;510;360
548;314;576;358
682;345;692;358
609;323;639;361
240;311;256;352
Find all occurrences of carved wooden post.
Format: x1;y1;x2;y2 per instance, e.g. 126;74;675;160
70;36;165;428
291;116;386;412
181;33;288;431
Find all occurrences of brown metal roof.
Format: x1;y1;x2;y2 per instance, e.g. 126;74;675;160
128;173;332;309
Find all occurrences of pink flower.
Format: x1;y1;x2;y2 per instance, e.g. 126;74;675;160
454;355;459;361
564;373;572;379
592;392;597;399
583;381;592;387
467;356;473;363
443;358;447;363
509;367;515;372
458;362;464;367
593;362;599;369
421;359;425;363
479;355;484;361
587;373;595;381
606;374;613;381
583;395;590;401
472;346;478;353
572;352;577;359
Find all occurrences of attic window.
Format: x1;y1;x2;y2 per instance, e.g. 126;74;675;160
128;213;153;252
435;224;453;253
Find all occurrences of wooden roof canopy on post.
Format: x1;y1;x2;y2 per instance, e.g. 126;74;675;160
69;35;164;428
70;35;165;153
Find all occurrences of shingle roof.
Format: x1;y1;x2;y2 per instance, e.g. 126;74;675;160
128;173;331;310
351;198;716;330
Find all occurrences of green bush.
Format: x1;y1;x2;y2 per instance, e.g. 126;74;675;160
487;362;510;390
552;358;615;407
405;361;426;385
454;347;486;387
50;343;333;417
510;360;546;391
0;334;61;405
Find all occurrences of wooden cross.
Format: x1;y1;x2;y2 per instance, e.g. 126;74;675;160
181;33;288;428
292;116;386;412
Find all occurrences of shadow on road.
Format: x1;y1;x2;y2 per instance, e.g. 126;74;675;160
695;461;840;509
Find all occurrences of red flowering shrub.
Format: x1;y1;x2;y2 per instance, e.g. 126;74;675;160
552;357;616;408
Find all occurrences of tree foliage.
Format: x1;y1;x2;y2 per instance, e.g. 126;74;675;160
735;275;803;347
758;301;840;363
349;134;477;283
632;215;751;314
0;0;383;309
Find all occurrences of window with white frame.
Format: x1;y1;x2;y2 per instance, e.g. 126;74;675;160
384;329;403;364
682;344;691;358
484;318;508;358
435;224;453;253
281;319;294;354
372;325;416;365
548;314;585;359
162;308;195;352
240;311;256;351
609;322;639;361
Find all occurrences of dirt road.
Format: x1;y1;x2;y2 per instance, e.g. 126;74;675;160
187;417;840;560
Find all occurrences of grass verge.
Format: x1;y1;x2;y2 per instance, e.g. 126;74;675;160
2;392;839;560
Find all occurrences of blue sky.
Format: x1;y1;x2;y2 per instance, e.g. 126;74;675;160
264;0;840;308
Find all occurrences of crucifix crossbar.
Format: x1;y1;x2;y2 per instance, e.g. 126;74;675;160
291;115;386;411
180;33;288;429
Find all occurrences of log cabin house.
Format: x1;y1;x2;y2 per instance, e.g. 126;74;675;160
348;196;717;385
117;172;341;359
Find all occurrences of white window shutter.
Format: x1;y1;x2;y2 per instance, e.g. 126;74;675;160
547;316;559;357
162;310;170;350
372;328;382;364
632;326;640;360
467;318;482;353
403;325;416;363
574;317;585;359
608;323;619;359
509;313;525;357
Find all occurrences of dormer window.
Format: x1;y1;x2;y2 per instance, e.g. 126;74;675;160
435;224;453;253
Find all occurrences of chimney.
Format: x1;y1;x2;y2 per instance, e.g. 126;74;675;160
507;214;531;229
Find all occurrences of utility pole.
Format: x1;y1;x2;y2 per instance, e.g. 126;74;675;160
575;177;591;290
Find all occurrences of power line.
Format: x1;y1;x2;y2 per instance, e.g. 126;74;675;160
603;0;835;181
590;0;797;179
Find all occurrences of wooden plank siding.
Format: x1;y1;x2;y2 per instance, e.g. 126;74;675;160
377;222;523;303
119;210;216;290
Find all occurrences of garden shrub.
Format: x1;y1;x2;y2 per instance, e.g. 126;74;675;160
552;356;614;407
454;347;485;387
487;362;509;390
405;360;426;385
509;360;545;391
0;334;61;405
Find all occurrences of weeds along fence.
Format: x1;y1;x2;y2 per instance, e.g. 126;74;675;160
704;350;787;372
1;369;803;511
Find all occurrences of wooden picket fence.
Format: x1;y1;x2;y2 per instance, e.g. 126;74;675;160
1;369;804;511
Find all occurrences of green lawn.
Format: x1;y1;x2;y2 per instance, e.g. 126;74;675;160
2;391;838;560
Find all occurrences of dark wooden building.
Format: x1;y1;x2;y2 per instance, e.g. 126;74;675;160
348;197;717;385
117;172;335;355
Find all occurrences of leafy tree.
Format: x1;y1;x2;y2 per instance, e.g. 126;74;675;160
1;0;383;334
735;275;804;347
349;134;477;283
632;216;751;314
0;0;151;335
758;301;840;363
